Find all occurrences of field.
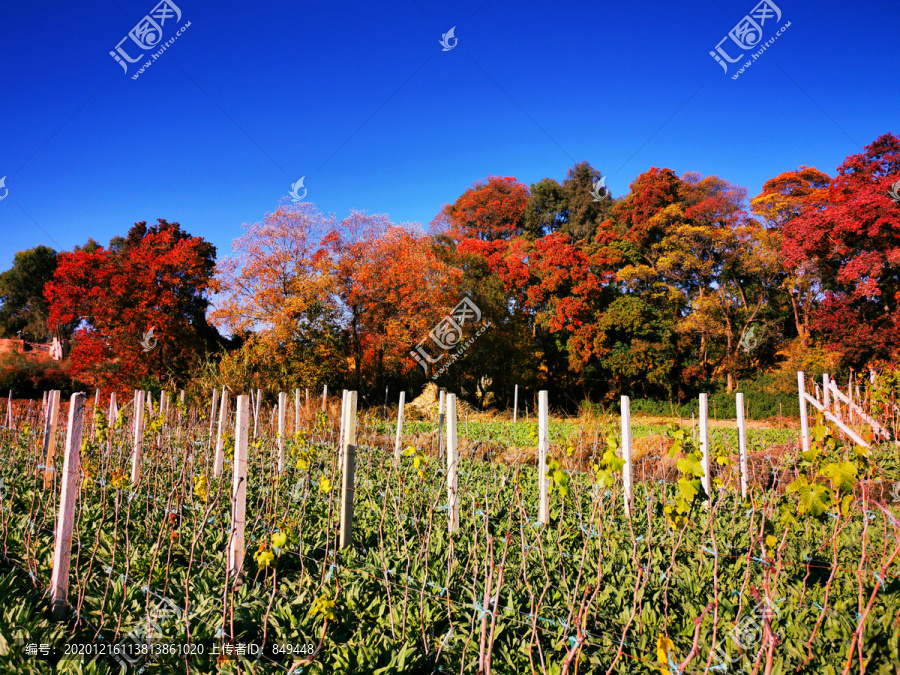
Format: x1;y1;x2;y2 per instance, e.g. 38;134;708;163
0;395;898;674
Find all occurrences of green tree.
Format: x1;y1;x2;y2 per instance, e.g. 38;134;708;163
0;245;58;341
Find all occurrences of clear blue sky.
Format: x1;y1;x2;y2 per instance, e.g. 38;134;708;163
0;0;897;270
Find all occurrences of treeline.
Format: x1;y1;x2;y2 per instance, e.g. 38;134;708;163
1;134;898;412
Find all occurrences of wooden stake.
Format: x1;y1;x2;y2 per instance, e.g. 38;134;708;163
798;372;811;454
823;373;831;412
322;385;328;412
131;390;145;483
513;385;518;424
737;392;748;500
438;390;446;460
339;391;357;549
394;391;405;463
208;388;219;444
447;394;459;534
228;394;251;583
42;390;61;489
214;389;229;477
277;392;287;472
50;392;85;619
538;391;550;525
338;389;349;465
621;395;633;517
254;389;261;439
6;390;12;428
106;391;117;456
294;388;301;434
699;393;711;505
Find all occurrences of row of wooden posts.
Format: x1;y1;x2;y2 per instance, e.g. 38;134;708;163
30;371;884;618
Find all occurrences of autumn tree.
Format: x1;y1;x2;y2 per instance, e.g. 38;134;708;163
782;133;900;368
210;203;344;391
751;166;831;346
45;220;219;393
324;211;462;395
439;176;529;242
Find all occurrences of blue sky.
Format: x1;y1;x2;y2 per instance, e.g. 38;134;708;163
0;0;897;270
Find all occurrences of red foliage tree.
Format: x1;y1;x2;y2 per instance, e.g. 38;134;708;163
783;134;900;366
45;220;218;394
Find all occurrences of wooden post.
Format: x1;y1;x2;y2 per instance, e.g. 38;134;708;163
338;389;349;464
394;392;405;463
106;391;117;455
131;390;145;483
6;390;12;428
42;390;61;489
339;391;357;549
277;392;287;472
228;394;251;583
823;373;831;412
176;390;185;443
737;392;748;500
146;391;154;417
208;388;219;443
322;385;328;411
798;371;810;454
621;395;633;517
294;388;301;434
50;392;85;619
513;384;518;424
538;391;550;524
437;390;446;460
446;394;459;534
254;389;261;439
42;391;48;417
699;393;711;504
214;389;229;477
305;388;309;412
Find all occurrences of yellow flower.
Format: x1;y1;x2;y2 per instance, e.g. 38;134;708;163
319;477;332;493
271;531;287;550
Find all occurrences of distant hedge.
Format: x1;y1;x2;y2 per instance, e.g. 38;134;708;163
628;391;799;420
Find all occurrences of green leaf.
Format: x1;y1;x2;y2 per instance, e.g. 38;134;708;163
798;483;832;518
677;476;700;502
676;456;704;478
820;461;856;493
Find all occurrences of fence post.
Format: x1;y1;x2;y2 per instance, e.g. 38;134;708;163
823;373;831;412
254;389;261;439
538;391;550;524
277;392;287;472
42;390;61;489
447;394;459;534
798;371;810;454
131;390;145;483
737;392;748;500
338;390;349;463
228;394;250;584
513;384;518;424
208;388;219;444
322;385;328;412
438;390;446;460
699;393;711;505
6;390;12;428
214;389;229;478
339;391;357;549
50;392;85;619
176;390;184;443
294;388;301;434
394;391;405;463
106;391;117;455
621;395;633;517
